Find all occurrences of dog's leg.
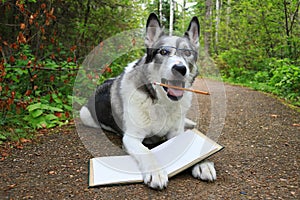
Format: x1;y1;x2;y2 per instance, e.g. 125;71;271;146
192;161;216;181
184;118;197;129
123;134;168;189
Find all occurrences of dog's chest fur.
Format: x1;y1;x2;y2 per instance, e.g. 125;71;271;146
120;72;192;138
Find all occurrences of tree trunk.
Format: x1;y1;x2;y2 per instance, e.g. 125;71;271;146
169;0;174;36
204;0;212;56
159;0;163;22
78;0;91;57
182;0;186;31
215;0;221;54
289;0;300;35
226;0;231;39
283;0;291;56
291;0;300;59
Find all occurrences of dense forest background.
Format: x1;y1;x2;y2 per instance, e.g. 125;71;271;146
0;0;299;142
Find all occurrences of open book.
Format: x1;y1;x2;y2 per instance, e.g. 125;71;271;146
89;129;223;187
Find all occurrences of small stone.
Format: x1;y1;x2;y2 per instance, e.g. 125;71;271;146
291;191;296;196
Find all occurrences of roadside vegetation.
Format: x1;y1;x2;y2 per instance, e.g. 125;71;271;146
0;0;299;146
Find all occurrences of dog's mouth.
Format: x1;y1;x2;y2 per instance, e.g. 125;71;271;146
161;78;185;101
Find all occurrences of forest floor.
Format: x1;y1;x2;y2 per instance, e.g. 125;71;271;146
0;79;299;200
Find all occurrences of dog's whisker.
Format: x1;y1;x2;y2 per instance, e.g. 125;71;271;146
153;82;210;95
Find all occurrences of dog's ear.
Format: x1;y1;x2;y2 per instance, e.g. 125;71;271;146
185;17;200;48
145;13;164;48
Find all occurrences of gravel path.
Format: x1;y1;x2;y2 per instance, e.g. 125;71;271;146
1;79;299;200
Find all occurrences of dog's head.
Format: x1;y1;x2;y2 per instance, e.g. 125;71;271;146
145;13;199;101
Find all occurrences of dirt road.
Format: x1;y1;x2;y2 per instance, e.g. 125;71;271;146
1;79;299;199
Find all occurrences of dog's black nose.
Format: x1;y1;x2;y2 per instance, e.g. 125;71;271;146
172;63;187;76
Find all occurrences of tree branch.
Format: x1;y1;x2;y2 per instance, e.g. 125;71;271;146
289;0;300;35
283;0;290;37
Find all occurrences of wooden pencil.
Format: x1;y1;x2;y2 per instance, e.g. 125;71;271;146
153;82;210;95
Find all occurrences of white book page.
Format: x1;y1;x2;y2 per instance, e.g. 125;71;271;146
89;129;223;187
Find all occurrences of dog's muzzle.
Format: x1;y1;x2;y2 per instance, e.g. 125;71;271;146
161;78;185;101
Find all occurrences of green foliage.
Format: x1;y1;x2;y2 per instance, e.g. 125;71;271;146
221;57;300;106
1;0;299;144
0;0;146;143
253;71;270;83
269;60;300;104
0;128;34;144
24;94;72;129
0;42;77;142
202;0;300;107
97;49;145;85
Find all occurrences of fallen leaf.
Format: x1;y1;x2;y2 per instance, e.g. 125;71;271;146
8;184;17;189
20;138;32;143
292;123;300;127
48;170;55;175
2;152;9;157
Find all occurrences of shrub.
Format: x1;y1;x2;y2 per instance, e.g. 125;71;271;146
269;59;300;104
0;43;77;143
254;71;270;83
24;94;72;129
219;52;299;106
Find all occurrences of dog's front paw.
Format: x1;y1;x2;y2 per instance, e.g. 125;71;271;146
192;161;216;182
143;169;168;190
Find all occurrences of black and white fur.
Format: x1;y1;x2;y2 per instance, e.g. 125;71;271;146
80;13;216;189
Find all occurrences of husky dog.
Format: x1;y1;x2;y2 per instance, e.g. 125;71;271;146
80;13;216;189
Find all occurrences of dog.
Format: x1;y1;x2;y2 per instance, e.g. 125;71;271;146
80;13;216;189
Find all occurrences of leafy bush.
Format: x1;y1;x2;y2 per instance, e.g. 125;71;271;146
254;71;270;83
217;48;243;70
0;43;77;143
269;60;300;104
217;48;265;84
0;1;143;145
220;55;300;106
24;94;72;129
